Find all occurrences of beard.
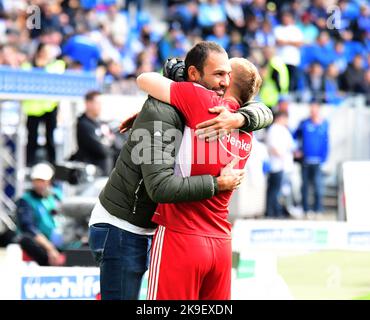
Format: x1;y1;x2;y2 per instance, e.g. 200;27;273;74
197;78;226;97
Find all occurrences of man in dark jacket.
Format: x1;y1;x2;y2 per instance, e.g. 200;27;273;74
340;54;366;94
72;91;114;175
88;41;273;300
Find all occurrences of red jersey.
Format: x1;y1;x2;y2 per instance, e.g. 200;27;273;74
152;82;253;239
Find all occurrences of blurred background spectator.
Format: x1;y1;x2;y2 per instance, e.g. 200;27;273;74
293;102;329;218
273;10;303;93
16;163;66;266
265;110;295;218
22;43;66;167
69;90;115;176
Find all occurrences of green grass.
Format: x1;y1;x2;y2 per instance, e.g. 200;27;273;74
354;292;370;300
277;250;370;300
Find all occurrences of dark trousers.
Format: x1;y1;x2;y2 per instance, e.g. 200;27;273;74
89;223;152;300
19;234;49;266
286;64;300;92
301;163;323;213
266;171;284;218
26;108;57;167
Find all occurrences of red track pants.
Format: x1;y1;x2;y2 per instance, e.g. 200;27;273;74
147;225;232;300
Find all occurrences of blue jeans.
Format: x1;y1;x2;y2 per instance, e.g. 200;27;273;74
301;163;323;213
266;171;284;218
88;223;152;300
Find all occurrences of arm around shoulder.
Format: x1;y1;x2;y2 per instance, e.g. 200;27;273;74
237;101;273;131
136;72;172;104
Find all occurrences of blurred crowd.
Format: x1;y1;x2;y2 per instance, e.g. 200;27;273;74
0;0;369;102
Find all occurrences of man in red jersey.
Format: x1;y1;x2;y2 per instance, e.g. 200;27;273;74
137;56;262;300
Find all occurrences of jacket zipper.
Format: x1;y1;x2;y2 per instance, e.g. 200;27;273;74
132;178;143;214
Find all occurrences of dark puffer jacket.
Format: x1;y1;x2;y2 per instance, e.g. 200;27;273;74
99;97;273;229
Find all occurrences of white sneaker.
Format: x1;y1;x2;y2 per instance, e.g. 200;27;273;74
289;206;304;220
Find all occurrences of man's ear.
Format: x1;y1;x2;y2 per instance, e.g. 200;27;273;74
187;65;200;82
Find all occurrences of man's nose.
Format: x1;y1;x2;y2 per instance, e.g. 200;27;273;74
220;74;230;87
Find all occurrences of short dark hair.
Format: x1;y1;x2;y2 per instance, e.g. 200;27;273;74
184;41;226;78
85;90;101;102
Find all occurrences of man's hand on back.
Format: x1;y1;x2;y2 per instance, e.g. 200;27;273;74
195;106;245;141
216;158;245;191
119;112;139;134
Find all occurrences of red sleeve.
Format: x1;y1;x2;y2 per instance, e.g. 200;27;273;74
170;82;197;124
170;82;220;127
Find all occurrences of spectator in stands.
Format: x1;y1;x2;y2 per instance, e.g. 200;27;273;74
125;0;144;16
224;0;245;34
279;0;304;20
168;1;198;34
0;0;368;104
243;0;268;24
105;59;125;81
307;0;328;31
365;69;370;105
206;22;230;49
304;62;325;103
98;4;129;42
332;40;350;74
158;22;188;65
228;29;247;57
294;102;329;218
243;15;259;51
277;96;291;114
62;26;102;71
255;19;276;48
340;54;366;94
297;12;319;45
71;91;114;176
259;46;289;108
136;50;156;76
337;0;361;32
38;28;64;56
273;10;304;92
0;44;22;68
16;163;65;266
324;63;345;106
57;10;75;37
30;1;63;39
307;31;335;70
340;29;364;61
357;4;370;35
22;43;66;167
197;0;227;37
5;28;21;47
89;23;121;64
265;111;295;218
